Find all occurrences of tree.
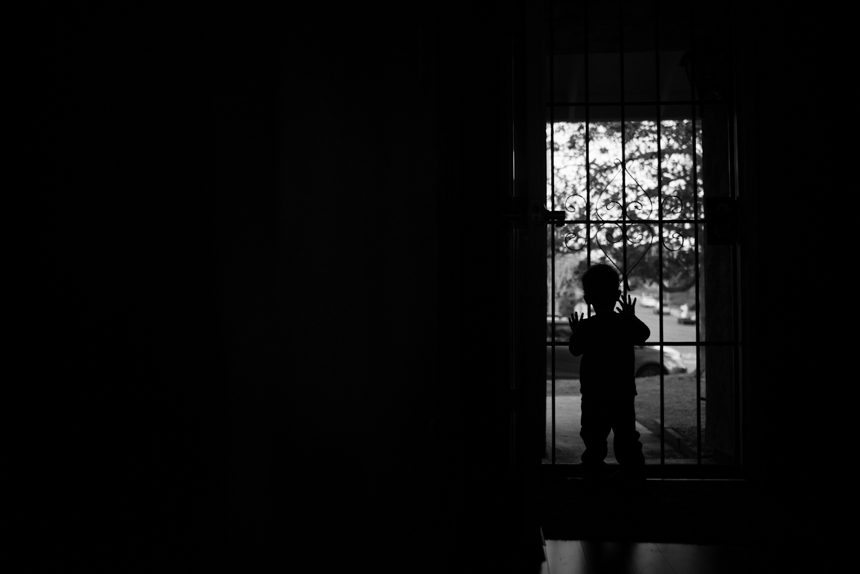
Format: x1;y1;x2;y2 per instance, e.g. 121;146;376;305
547;119;703;294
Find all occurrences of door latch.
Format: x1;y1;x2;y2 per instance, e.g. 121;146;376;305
545;208;566;226
502;198;567;227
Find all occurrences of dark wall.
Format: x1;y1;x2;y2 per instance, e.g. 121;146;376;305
734;2;840;549
51;4;536;572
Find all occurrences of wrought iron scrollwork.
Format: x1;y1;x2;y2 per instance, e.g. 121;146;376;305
595;222;656;280
562;192;587;220
592;158;656;223
661;195;684;219
561;225;587;252
662;223;689;252
557;158;697;290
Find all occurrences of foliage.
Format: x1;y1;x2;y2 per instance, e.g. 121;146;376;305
547;120;704;293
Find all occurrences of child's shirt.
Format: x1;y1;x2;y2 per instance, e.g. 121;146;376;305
568;312;650;398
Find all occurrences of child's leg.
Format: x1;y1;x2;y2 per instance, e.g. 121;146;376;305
580;396;611;474
610;397;645;467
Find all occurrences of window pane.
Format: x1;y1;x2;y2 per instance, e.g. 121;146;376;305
548;109;588;216
658;50;691;102
624;106;659;221
552;53;587;104
660;371;703;465
635;370;699;463
659;112;698;221
550;224;589;329
623;3;657;103
587;0;620;103
656;0;692;102
549;0;586;104
588;110;623;217
652;222;699;344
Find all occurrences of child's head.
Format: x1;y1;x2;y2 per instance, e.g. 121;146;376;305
581;263;620;312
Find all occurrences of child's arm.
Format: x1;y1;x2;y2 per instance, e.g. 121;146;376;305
568;312;586;356
617;294;650;343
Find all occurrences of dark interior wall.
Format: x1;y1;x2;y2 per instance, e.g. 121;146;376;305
734;2;839;547
50;4;533;572
278;3;525;570
279;3;519;569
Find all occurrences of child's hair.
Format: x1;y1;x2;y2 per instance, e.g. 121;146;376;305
581;263;620;299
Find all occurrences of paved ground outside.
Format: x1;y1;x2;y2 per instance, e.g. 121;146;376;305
543;393;688;464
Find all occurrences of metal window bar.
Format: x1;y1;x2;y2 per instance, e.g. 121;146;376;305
546;341;735;347
725;4;743;465
730;112;742;469
654;0;666;466
549;0;556;466
583;0;591;291
549;99;726;106
693;73;702;467
620;1;627;297
686;5;700;466
584;0;592;302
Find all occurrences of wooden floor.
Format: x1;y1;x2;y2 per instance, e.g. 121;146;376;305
541;540;788;574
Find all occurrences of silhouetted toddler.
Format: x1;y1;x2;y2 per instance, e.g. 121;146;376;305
568;263;649;482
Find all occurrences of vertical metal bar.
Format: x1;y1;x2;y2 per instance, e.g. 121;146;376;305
694;220;702;464
731;185;741;469
656;8;665;466
508;0;516;478
727;41;742;470
654;0;663;470
585;0;592;288
551;233;557;466
549;0;556;466
691;8;703;467
658;250;664;467
657;0;668;467
620;0;627;292
551;251;557;467
733;262;741;468
725;0;742;469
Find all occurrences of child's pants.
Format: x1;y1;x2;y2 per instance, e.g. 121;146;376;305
580;395;645;470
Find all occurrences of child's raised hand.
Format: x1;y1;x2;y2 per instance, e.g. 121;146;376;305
616;294;637;316
568;311;582;332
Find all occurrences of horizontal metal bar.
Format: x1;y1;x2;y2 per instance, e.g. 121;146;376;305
552;219;706;225
546;341;738;346
548;100;725;107
541;464;745;479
